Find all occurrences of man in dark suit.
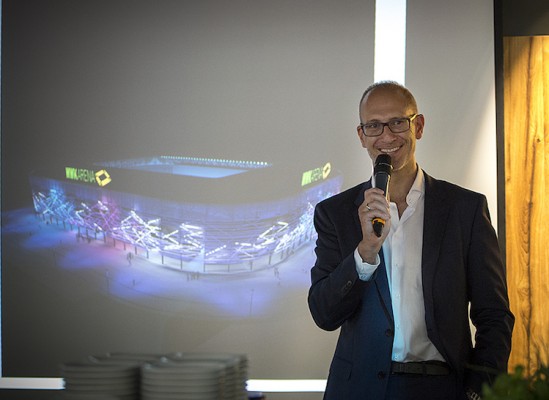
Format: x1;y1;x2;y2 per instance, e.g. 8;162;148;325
308;81;514;400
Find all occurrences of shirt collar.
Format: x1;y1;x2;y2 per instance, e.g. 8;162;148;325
406;166;425;208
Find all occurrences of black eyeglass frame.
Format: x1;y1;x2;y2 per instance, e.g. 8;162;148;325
359;113;421;137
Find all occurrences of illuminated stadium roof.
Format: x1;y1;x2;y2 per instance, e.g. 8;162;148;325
31;155;333;204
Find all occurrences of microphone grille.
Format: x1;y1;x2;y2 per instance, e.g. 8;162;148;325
374;154;392;175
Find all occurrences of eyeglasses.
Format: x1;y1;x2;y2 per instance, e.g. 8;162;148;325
359;114;420;137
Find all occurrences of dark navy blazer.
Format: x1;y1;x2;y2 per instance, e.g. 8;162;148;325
308;172;514;400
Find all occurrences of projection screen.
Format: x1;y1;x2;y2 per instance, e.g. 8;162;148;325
1;0;498;393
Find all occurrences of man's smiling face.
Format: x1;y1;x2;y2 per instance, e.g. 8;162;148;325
357;86;424;175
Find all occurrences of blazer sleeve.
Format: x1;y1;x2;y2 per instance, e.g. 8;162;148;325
465;194;515;392
307;195;372;331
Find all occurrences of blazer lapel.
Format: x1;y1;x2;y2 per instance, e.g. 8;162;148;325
422;173;451;303
376;250;394;325
354;179;394;324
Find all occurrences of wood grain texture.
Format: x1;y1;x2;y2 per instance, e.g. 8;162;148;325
504;36;549;374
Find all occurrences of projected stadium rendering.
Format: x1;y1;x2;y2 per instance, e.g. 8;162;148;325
29;156;341;274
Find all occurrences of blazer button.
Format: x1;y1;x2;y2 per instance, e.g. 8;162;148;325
377;371;386;379
341;281;352;294
385;329;394;337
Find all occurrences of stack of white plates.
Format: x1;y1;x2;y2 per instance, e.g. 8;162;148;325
141;359;227;400
165;353;248;400
61;352;249;400
60;358;141;400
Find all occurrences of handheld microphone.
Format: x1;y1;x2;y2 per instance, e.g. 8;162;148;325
372;154;392;237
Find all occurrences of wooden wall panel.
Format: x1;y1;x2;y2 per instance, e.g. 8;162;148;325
504;36;549;373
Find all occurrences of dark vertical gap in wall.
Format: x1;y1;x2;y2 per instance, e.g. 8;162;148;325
494;0;506;264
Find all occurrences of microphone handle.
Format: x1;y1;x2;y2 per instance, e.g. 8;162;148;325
375;172;390;199
372;171;390;237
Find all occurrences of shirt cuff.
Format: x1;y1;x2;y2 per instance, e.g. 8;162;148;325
354;248;380;281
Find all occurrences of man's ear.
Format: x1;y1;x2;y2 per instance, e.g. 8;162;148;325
415;114;425;140
357;126;367;147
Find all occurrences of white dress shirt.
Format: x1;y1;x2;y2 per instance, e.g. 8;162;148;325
354;167;445;363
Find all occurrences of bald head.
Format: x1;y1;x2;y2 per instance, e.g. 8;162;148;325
359;81;418;116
